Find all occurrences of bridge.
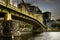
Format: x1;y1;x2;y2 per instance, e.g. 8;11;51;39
0;0;46;37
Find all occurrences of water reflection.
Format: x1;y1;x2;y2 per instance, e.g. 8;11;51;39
0;32;60;40
48;32;60;40
34;32;60;40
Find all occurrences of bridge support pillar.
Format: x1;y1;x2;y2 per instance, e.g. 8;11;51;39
3;13;12;40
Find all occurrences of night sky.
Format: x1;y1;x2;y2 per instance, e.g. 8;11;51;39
11;0;60;20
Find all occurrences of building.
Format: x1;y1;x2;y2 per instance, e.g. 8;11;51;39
43;12;51;26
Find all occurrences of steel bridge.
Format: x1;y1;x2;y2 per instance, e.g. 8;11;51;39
0;0;46;37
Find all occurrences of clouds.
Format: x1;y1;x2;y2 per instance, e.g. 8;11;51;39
44;0;53;2
23;0;60;19
10;0;60;19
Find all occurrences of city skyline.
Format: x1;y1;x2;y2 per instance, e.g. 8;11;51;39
24;0;60;20
10;0;60;20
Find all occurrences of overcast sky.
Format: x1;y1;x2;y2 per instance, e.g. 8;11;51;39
10;0;60;20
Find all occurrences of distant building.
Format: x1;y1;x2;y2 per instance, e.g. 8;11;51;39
43;12;51;26
54;19;60;24
46;20;55;27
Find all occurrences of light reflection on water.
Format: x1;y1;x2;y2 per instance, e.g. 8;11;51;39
34;32;60;40
0;32;60;40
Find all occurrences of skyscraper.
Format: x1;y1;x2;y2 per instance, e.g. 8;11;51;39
43;12;51;25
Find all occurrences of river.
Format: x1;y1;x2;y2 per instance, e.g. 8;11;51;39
0;32;60;40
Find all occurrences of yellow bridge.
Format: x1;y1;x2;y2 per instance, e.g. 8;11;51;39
0;0;46;35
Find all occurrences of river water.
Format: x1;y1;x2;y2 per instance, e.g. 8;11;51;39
0;32;60;40
34;32;60;40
